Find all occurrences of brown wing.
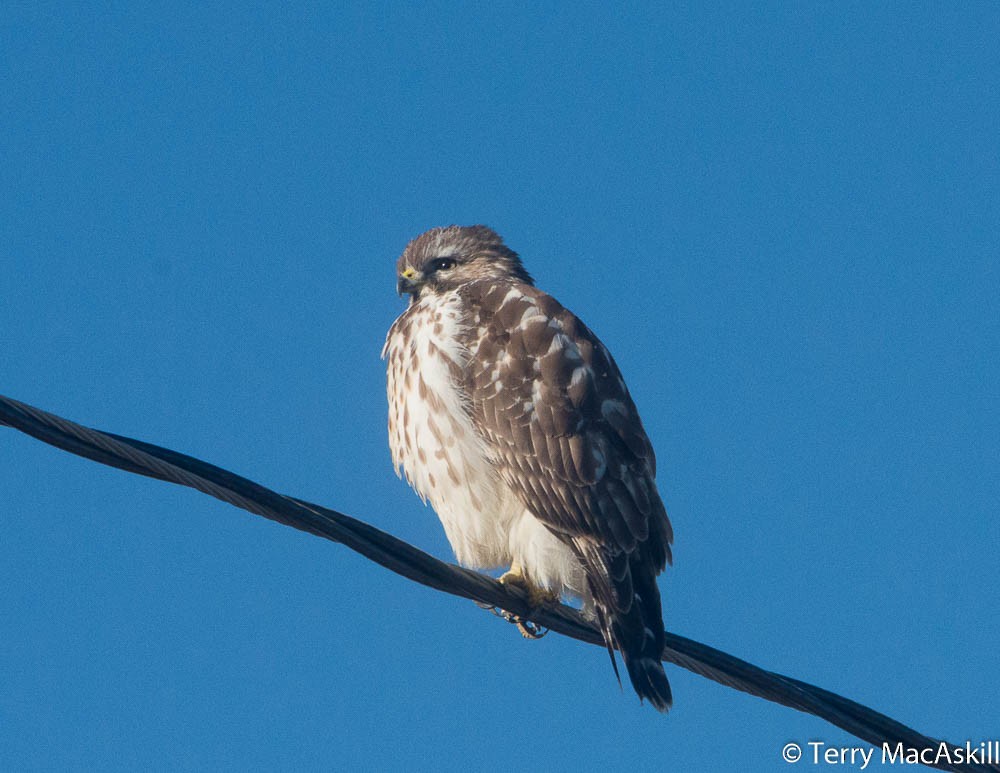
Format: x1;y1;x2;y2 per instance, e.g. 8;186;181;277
461;279;674;710
463;280;672;566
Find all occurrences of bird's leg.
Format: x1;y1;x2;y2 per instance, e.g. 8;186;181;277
498;562;560;639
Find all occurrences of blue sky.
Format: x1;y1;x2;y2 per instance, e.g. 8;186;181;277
2;4;998;771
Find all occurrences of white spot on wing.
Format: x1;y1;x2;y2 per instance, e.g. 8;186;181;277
547;332;582;360
601;399;628;420
592;447;607;480
518;305;546;327
502;287;525;305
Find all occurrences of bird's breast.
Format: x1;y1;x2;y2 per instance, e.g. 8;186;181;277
384;293;513;567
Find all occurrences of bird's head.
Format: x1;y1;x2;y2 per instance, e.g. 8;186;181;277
395;225;533;301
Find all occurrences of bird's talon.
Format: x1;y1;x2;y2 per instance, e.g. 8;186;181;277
497;567;554;639
528;587;560;609
498;568;529;592
515;618;548;639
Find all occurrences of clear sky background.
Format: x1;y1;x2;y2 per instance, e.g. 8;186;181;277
2;4;998;772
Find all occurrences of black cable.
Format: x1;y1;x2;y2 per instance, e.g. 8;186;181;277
1;394;994;773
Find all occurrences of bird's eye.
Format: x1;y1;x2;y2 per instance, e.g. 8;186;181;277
430;257;457;272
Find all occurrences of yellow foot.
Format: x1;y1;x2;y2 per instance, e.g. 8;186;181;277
498;568;560;639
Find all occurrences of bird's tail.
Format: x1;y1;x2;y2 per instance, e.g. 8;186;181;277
592;549;672;712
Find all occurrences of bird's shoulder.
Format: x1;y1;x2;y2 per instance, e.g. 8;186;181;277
460;279;657;479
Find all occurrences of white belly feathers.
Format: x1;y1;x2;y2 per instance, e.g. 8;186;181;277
383;291;586;599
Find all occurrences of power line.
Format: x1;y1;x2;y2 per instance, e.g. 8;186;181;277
1;393;994;773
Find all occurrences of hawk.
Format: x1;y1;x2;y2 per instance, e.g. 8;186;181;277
383;225;674;710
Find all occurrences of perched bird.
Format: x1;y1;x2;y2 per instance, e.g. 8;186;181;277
383;225;674;710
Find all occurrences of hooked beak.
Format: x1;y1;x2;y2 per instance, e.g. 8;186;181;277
397;267;422;297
